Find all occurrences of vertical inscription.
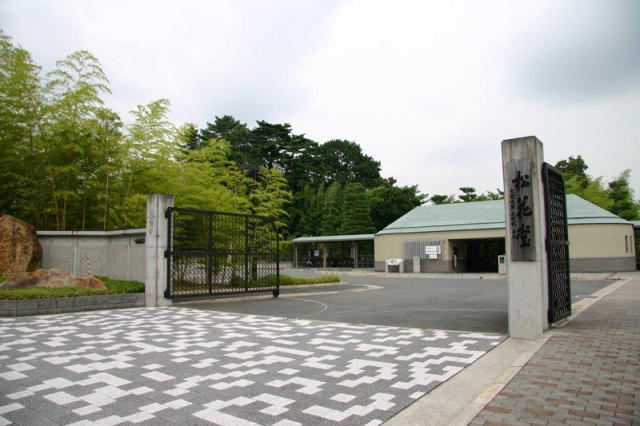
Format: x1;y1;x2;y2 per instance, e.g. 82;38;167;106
507;160;536;261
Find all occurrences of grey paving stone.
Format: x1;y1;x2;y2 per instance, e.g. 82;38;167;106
0;306;504;425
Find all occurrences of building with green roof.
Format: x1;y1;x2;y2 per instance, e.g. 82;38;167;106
374;194;636;273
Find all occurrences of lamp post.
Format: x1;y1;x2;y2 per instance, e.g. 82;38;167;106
239;163;258;213
239;163;259;282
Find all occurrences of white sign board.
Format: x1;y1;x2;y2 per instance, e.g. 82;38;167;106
429;254;438;259
425;246;441;255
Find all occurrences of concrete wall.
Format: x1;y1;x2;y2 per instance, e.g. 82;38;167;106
38;229;146;282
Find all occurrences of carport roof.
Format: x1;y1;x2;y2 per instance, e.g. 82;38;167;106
292;234;375;244
376;194;631;235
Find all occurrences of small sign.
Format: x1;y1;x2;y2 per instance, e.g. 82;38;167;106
425;246;441;255
314;250;320;257
429;254;437;259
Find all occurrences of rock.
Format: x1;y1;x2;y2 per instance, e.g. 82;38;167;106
0;214;43;278
0;268;106;291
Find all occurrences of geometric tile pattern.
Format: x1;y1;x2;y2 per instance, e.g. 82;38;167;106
0;307;505;425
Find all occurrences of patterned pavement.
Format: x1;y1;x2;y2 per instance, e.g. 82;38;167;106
0;307;504;425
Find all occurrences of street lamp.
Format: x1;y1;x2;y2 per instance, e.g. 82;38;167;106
239;163;258;213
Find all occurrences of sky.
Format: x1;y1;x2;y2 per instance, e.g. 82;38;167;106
2;0;639;199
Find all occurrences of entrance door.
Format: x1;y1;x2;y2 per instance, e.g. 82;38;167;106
466;239;506;272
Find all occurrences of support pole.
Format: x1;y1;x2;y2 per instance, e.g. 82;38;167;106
354;242;359;269
322;244;327;268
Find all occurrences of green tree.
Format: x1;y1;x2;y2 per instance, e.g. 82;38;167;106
290;183;325;237
176;137;249;213
321;183;342;236
564;175;611;210
368;178;426;231
607;170;639;221
309;139;381;189
198;115;254;164
113;99;179;227
0;30;44;225
254;167;292;235
556;155;589;188
429;194;454;205
249;120;316;191
339;183;375;235
475;189;504;201
84;107;125;230
557;155;639;220
458;187;477;202
41;50;111;229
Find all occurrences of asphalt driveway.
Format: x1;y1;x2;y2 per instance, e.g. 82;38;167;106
175;272;614;334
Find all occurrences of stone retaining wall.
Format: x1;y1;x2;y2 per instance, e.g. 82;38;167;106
0;293;145;317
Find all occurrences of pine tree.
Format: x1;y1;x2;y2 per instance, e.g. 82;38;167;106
339;183;375;235
321;183;342;236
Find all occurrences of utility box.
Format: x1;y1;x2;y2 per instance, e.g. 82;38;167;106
498;255;507;275
413;256;420;273
385;258;404;273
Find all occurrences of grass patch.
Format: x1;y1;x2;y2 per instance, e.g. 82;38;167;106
245;274;341;287
279;275;341;286
0;276;144;300
0;277;6;284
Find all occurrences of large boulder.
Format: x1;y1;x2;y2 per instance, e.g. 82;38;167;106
0;268;106;291
0;214;43;278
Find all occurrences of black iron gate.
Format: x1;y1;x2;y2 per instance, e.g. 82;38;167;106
165;207;279;299
543;163;571;323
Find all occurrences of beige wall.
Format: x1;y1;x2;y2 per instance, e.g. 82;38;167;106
375;223;636;262
567;223;635;258
375;228;505;262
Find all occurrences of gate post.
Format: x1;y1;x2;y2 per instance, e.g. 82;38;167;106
145;194;174;307
502;136;549;340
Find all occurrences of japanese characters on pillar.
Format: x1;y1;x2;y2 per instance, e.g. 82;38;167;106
507;160;536;261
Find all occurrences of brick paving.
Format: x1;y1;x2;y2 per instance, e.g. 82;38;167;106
470;277;640;426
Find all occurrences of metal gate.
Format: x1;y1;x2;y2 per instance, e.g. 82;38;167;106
165;207;279;299
543;163;571;323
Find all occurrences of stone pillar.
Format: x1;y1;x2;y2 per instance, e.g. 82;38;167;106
502;136;549;340
145;194;174;307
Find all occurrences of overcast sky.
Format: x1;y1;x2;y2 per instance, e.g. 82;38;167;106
2;0;639;199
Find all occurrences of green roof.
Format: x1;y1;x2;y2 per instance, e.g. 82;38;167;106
631;221;640;229
376;194;630;235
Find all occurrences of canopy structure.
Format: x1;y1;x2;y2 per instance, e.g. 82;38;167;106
291;234;375;268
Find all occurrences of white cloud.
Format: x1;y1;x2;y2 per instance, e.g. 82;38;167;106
1;0;639;198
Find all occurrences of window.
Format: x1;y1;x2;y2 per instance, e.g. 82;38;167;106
625;235;629;253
